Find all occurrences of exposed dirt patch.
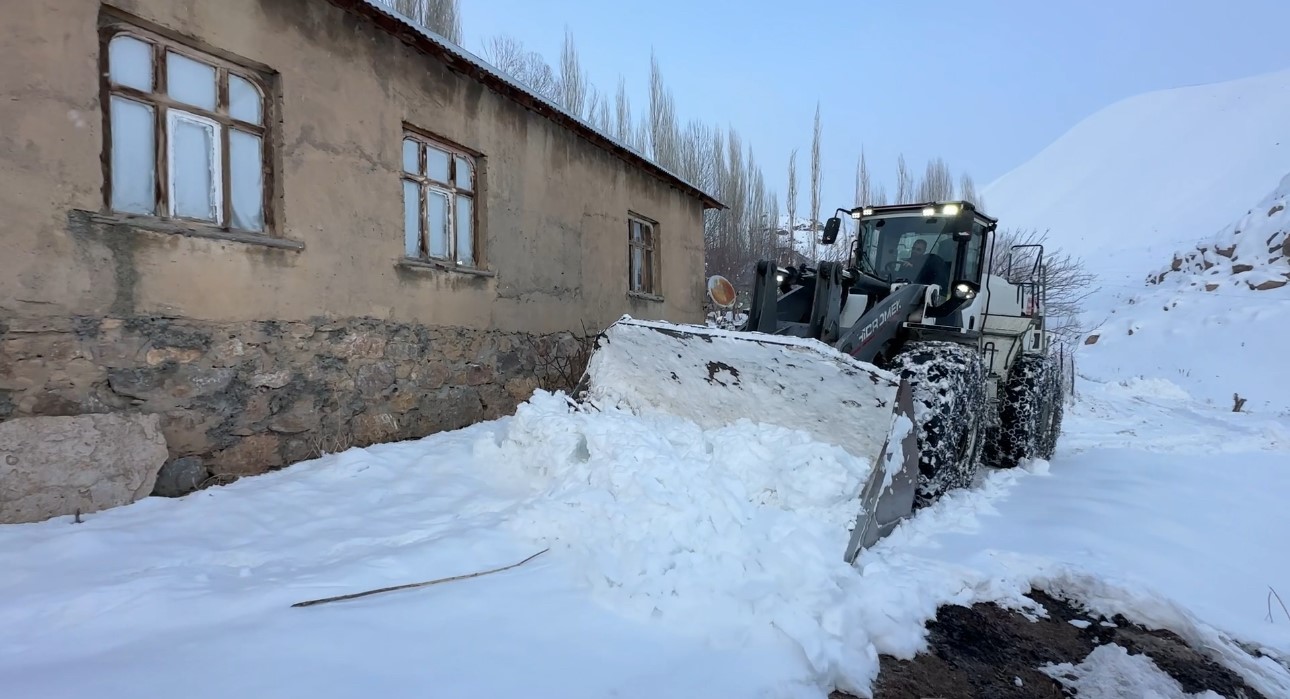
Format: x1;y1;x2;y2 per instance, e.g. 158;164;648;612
832;589;1267;699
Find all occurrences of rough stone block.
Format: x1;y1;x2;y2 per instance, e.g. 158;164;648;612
0;412;167;523
152;456;209;498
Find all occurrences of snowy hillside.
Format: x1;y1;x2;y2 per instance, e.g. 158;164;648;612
1071;174;1290;414
983;66;1290;286
982;66;1290;413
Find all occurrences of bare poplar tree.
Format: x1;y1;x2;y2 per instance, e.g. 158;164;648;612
558;29;589;117
916;157;955;201
614;77;632;143
810;103;822;238
856;148;873;207
594;97;612;134
647;52;682;170
959;173;982;208
786;149;798;255
895;154;913;204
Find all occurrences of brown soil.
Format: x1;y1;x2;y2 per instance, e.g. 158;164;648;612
832;589;1268;699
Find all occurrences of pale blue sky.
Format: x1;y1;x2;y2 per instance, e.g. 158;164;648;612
458;1;1290;212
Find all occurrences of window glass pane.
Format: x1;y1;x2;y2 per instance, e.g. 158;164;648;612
166;51;216;110
109;96;155;215
454;156;472;190
629;220;641;242
109;36;152;92
228;74;261;125
402;180;421;257
426;190;449;258
426;147;450;183
963;231;983;281
630;245;644;291
402;139;420;175
456;196;474;266
169;113;219;221
229;129;263;231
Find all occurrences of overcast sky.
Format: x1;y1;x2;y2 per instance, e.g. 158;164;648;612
458;0;1290;212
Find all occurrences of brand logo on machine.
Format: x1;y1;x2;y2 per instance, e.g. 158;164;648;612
852;299;902;354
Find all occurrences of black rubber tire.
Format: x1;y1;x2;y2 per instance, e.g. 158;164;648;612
993;351;1062;468
1035;355;1066;460
886;341;989;508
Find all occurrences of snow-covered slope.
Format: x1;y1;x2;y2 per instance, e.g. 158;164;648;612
983;67;1290;284
1076;174;1290;414
983;66;1290;412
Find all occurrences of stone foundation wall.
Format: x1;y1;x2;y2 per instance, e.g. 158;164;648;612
0;313;588;494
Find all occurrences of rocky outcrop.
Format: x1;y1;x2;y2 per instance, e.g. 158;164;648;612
0;314;590;491
0;412;168;523
1148;187;1290;291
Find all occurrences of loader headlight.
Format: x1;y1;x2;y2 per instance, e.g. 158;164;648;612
776;273;786;284
952;282;977;300
922;207;936;216
941;203;960;215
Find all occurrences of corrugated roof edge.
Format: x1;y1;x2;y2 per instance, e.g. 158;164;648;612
327;0;726;210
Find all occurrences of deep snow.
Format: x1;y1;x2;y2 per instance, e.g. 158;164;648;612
3;366;1289;698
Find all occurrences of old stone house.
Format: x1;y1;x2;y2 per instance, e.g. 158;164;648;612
0;0;722;523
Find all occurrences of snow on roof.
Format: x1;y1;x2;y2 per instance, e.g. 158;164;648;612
332;0;724;210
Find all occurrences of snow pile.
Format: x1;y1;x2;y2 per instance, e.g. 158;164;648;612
476;391;877;680
1042;644;1224;699
982;66;1290;284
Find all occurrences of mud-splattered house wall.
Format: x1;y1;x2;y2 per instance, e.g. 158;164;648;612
0;0;721;515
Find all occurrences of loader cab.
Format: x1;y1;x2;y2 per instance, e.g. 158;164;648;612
839;201;994;315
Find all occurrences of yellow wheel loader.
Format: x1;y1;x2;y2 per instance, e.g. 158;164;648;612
574;201;1065;563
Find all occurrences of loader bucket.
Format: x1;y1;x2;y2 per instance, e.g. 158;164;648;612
574;317;922;560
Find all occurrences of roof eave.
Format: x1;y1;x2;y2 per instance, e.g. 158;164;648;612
327;0;726;211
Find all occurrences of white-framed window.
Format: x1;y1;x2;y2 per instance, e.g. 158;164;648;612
628;214;658;295
102;25;270;233
401;130;478;268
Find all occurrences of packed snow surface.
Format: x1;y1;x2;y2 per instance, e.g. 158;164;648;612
3;367;1290;698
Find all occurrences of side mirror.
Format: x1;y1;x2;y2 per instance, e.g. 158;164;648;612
822;217;841;245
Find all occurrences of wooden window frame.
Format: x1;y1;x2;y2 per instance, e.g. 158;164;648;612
627;214;661;298
400;128;481;270
99;20;275;236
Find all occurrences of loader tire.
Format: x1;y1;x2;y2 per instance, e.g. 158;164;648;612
1036;356;1066;460
886;341;988;508
994;352;1061;468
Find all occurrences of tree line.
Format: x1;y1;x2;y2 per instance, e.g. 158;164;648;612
383;0;1091;348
